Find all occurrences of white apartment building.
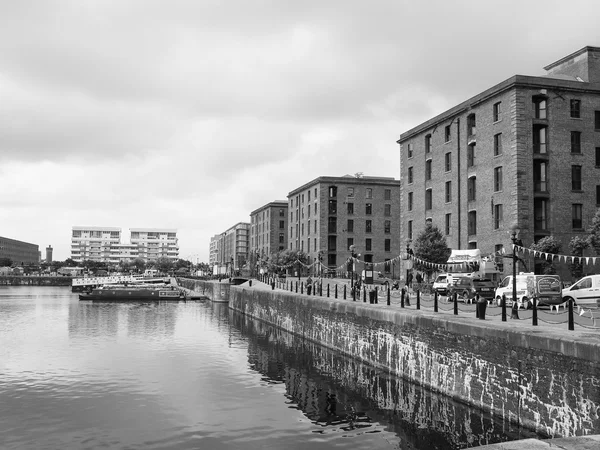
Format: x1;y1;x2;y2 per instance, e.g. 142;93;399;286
130;228;179;261
110;243;140;264
71;226;122;262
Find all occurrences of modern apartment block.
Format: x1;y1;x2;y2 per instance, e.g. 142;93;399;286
211;223;250;274
71;226;121;262
287;175;401;274
0;236;39;265
249;200;288;258
209;235;220;267
129;228;179;261
397;46;600;277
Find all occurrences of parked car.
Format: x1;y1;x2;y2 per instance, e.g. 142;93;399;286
561;275;600;308
494;273;534;308
362;270;393;286
448;277;496;303
432;273;450;296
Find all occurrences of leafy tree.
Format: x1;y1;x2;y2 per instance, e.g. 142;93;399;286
132;258;146;273
155;257;173;274
529;236;562;274
0;257;12;267
63;258;77;267
588;208;600;255
569;236;589;281
413;221;451;280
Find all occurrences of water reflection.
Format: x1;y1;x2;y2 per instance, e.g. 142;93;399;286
232;312;539;449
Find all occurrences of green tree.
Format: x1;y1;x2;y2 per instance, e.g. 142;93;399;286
529;236;562;274
0;257;12;267
63;258;77;267
413;222;451;280
587;208;600;255
569;236;589;281
132;258;146;273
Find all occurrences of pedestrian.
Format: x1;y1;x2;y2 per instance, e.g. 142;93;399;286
415;272;422;284
407;272;413;288
306;275;313;295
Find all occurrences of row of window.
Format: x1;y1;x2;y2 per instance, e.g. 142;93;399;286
328;186;393;200
289;237;393;253
291;187;318;208
290;218;393;237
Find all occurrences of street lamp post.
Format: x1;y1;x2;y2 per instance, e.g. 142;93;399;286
510;225;520;320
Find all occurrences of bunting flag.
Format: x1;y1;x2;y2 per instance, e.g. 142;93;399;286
512;245;600;267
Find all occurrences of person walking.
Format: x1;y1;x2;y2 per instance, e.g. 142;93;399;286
306;275;313;295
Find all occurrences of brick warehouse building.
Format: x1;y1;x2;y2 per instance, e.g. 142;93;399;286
397;46;600;280
287;175;401;276
249;200;288;259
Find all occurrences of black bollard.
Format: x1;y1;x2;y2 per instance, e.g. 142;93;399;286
501;295;507;322
532;298;538;326
320;283;323;296
511;300;520;320
405;289;410;306
568;298;574;331
434;291;438;313
453;292;458;315
352;285;356;302
249;280;252;287
327;284;330;298
295;281;298;293
401;289;405;308
335;284;338;299
375;287;378;304
301;282;304;294
387;286;390;306
475;294;480;319
343;285;347;299
271;281;275;291
363;286;366;303
416;290;420;310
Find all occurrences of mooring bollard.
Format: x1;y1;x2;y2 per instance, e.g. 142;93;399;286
401;288;405;308
295;281;298;293
387;286;390;306
327;284;330;298
405;289;410;306
335;284;338;299
301;282;304;294
416;290;420;310
568;298;574;331
363;286;366;303
501;295;507;322
375;287;378;304
532;298;538;326
475;294;480;319
453;292;458;315
511;296;520;320
434;291;438;312
249;280;252;287
343;284;347;299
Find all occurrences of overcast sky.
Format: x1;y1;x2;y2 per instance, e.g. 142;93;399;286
1;1;599;263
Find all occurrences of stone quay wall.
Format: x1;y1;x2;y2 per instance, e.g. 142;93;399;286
177;278;230;302
0;276;72;286
229;285;600;438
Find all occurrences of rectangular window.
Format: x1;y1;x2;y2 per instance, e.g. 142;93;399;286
347;219;354;232
407;167;413;184
408;220;413;240
534;97;547;119
365;203;372;215
493;102;501;122
366;238;372;252
595;111;600;130
366;188;372;199
445;213;451;235
347;237;354;250
467;144;475;167
425;134;432;153
308;190;310;201
347;187;354;197
445;152;451;172
597;147;600;166
534;199;548;231
328;200;337;214
533;126;547;154
425;188;432;210
384;220;391;234
425;159;432;180
570;99;581;118
494;204;503;230
308;204;310;218
384;189;391;200
534;161;547;192
307;220;310;235
597;185;600;205
384;204;391;216
314;220;317;233
301;223;304;236
408;192;413;211
468;177;476;201
347;202;354;215
384;239;391;252
329;186;337;197
407;143;413;158
571;131;581;153
279;209;284;217
494;167;503;192
279;220;284;229
468;211;477;235
328;236;336;251
445;125;451;142
328;217;336;233
445;181;451;203
365;220;372;233
572;204;583;229
572;165;582;190
494;133;502;156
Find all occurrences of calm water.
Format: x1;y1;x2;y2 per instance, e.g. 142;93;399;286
0;286;538;449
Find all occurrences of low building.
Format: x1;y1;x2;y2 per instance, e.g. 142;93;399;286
249;200;288;262
0;236;39;265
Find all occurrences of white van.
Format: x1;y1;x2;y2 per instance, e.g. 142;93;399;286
494;273;534;307
561;275;600;308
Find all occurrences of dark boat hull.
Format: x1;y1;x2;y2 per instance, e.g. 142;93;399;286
79;288;185;301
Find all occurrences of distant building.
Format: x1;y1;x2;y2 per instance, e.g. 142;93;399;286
397;45;600;279
211;223;250;275
0;236;39;265
71;226;121;263
46;245;53;263
249;200;288;260
209;235;220;268
287;175;401;275
129;228;179;261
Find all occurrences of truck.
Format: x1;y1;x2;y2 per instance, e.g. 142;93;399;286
446;249;500;284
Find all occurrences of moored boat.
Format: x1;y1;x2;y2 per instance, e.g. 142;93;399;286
79;283;186;301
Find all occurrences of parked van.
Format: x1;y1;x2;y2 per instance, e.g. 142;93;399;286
561;275;600;308
495;273;562;308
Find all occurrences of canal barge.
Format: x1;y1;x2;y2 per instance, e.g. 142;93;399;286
79;283;185;301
